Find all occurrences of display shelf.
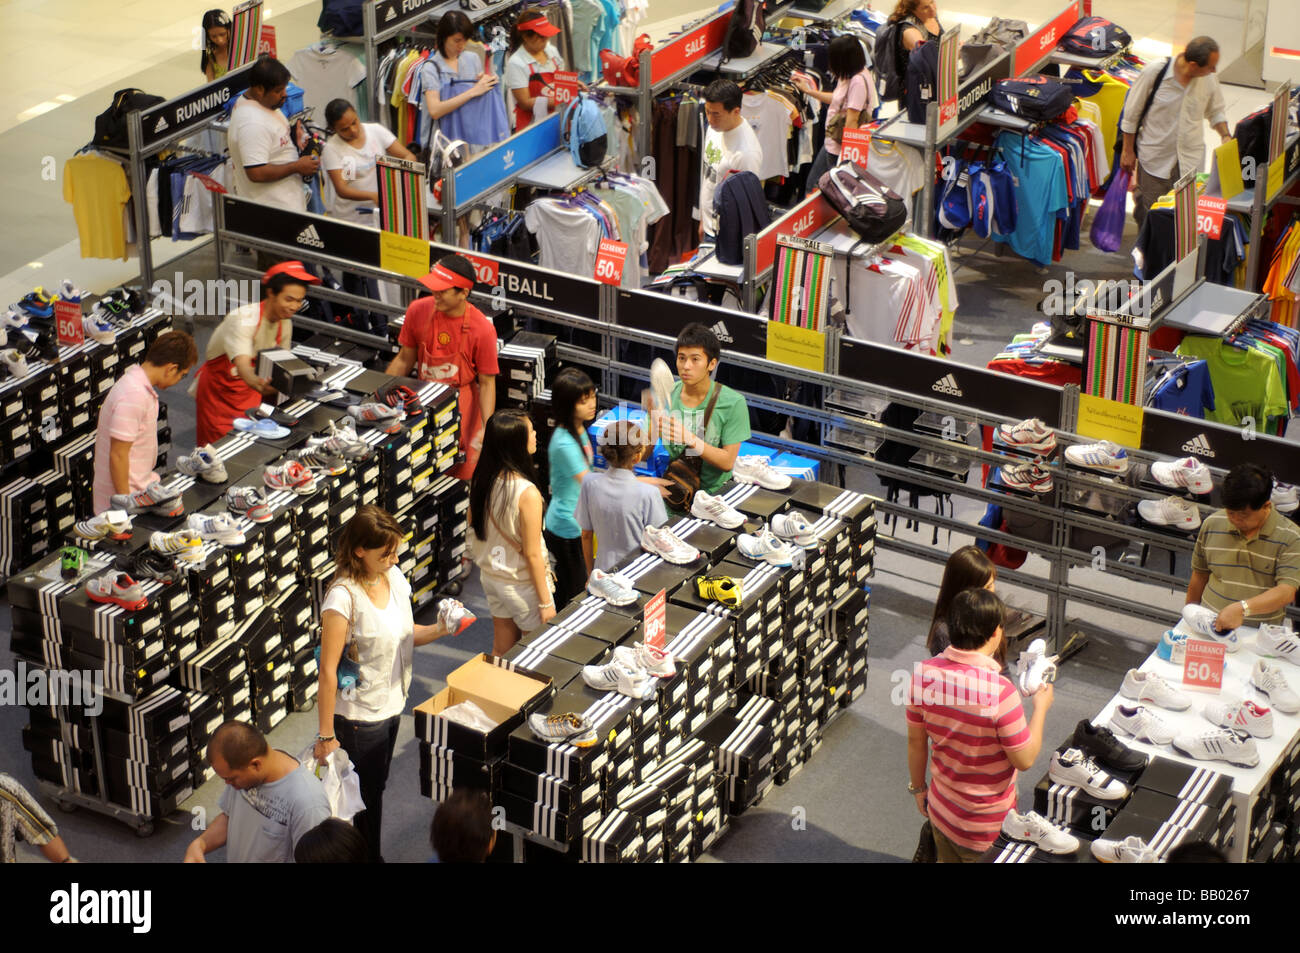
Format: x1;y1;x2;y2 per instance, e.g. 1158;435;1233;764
514;153;609;191
1226;132;1299;213
699;42;789;78
692;252;746;281
785;0;860;23
1156;278;1267;336
871;113;927;148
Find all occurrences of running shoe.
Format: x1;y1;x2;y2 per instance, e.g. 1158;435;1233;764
112;481;183;518
582;659;657;699
695;574;743;609
437;598;476;636
640;524;699;565
1256;623;1300;663
1273;480;1299;514
175;445;228;483
1151;456;1213;495
1064;440;1128;474
1120;669;1191;711
1109;704;1175;746
294;446;348;476
73;511;133;542
187;512;246;546
347;401;403;434
1016;638;1056;694
770;510;818;548
0;348;30;378
997;417;1057;455
736;527;798;567
226;486;273;523
1047;747;1128;799
60;545;87;580
587;569;638;606
1071;719;1147;772
17;291;53;318
998;460;1052;493
130;548;177;584
85;572;148;611
308;420;373;461
150;529;203;563
732;455;792;490
264;461;317;495
82;314;115;345
613;641;676;678
1091;835;1157;863
1250;660;1300;714
58;279;85;303
1000;810;1079;854
648;357;674;413
1156;629;1188;665
1172;725;1260;768
376;383;423;417
690;490;745;529
1180;604;1239;652
0;308;27;333
1203;699;1273;739
527;712;599;747
1137;496;1201;531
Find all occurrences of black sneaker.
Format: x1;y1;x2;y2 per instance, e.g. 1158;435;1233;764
1072;719;1147;773
130;548;178;584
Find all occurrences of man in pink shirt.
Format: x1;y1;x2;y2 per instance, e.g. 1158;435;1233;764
92;331;198;513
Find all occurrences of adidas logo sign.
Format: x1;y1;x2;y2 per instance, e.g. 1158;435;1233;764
932;374;963;397
710;321;734;344
502;149;516;170
384;6;396;20
1182;433;1215;458
296;224;325;249
153;115;169;133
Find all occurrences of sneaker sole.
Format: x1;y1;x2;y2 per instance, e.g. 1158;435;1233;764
1170;740;1259;768
589;586;637;606
87;591;147;611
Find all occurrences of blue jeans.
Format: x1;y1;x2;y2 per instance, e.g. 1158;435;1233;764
334;713;401;862
807;146;835;195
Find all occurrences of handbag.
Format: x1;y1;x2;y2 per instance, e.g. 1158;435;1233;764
663;384;721;512
825;111;847;146
315;585;364;691
913;820;937;863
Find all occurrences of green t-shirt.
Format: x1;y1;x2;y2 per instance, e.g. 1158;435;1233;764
1175;336;1287;432
666;381;751;494
545;427;591;539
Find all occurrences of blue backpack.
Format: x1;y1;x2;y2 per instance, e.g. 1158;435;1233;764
562;94;608;169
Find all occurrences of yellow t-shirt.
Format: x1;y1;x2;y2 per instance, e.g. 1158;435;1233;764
63;154;131;260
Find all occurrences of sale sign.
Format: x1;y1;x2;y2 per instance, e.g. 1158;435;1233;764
840;128;872;166
54;299;83;349
1183;639;1226;692
462;253;499;287
644;588;667;650
593;238;628;285
257;24;277;59
1196;196;1227;240
552;71;579;107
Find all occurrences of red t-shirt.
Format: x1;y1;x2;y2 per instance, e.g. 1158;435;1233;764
397;298;499;378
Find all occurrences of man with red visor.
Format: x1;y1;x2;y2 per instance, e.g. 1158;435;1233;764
194;261;320;445
387;254;498;479
504;9;566;132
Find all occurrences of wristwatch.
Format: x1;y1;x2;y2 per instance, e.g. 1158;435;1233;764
907;781;926;794
1240;600;1250;617
316;734;335;743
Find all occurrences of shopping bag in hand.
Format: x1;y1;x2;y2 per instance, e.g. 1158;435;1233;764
1089;168;1130;253
303;745;366;821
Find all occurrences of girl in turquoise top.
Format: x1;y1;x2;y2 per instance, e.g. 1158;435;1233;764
545;368;597;605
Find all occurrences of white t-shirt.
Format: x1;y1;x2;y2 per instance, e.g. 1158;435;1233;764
868;139;927;197
699;118;763;237
228;95;307;212
320;567;412;722
287;46;367;119
178;160;230;235
741;91;793;181
320;123;398;220
205;302;292;363
524;200;602;273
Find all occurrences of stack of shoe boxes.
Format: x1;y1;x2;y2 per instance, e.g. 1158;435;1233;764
0;469;74;576
99;686;194;817
495;331;556;410
1275;738;1300;861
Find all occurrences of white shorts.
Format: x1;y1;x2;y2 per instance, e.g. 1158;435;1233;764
481;576;548;633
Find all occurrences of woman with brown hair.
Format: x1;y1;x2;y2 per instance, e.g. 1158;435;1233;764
927;545;996;655
888;0;943;107
313;505;474;862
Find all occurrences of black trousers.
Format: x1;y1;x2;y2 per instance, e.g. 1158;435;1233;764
334;713;401;862
545;529;587;607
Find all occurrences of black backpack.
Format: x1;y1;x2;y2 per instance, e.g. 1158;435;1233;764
1233;105;1271;184
989;76;1077;122
817;162;907;243
904;39;939;123
723;0;766;60
1059;16;1131;57
872;20;904;102
318;0;365;36
93;88;166;149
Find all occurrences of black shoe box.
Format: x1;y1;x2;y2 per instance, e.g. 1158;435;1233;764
296;514;332;563
0;410;35;465
178;635;247;695
106;771;193;819
0;476;56;545
431;419;459;456
1124;788;1221;849
504;655;582;694
221;670;253;717
99;684;189;745
186;690;224;752
197;577;238;623
65;647;172;699
418;744;500;797
509;629;610;669
506;690;630;783
264;538;300;580
501;760;603;816
663;516;740;565
831;587;870;648
1252;823;1286;863
250;646;292;697
537;601;640;648
714;481;791;524
289;674;318;712
298;542;333;579
1034;773;1129;836
102;725;190;777
615;550;708;599
22;728;93;769
155;577;193;619
191;549;233;593
327;498;357;537
32;752;99;796
255;698;290;734
234;606;287;670
412;655;553;760
1096;809;1205;861
65;622;166;671
981;832;1092;863
498;789;602;845
640;760;695;823
21;370;61;432
582;808;645;862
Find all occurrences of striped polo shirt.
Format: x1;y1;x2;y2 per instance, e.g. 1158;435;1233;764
1192;508;1300;623
905;646;1030;852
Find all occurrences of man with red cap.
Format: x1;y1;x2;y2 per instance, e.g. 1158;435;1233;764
194;261;320;445
504;9;567;131
387;254;498;479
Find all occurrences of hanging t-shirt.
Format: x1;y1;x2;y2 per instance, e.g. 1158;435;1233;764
320;122;398;220
63;154;131;260
1148;360;1215;418
287;46;367;119
1175;335;1287;431
867;139;927;197
741;91;794;182
699;120;763;237
665;381;752;495
993;132;1069;267
227;95;307;211
524;200;602;273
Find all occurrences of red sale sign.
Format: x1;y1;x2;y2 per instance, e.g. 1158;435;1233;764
1013;1;1081;75
1196;196;1227;239
840;127;872;167
593;239;628;285
54;299;83;349
257;24;277;59
462;253;499;286
553;71;579;106
644;588;667;650
1183;639;1226;691
650;16;729;86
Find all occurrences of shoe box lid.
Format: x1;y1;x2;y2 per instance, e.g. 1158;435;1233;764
582;808;645;863
789;481;877;537
99;684;189;743
509;629;611;670
717;558;787;617
714;480;790;523
500;761;601;817
1032;773;1128;836
1122;788;1220;846
536;599;639;648
1095;809;1202;861
979;832;1095;863
6;551;83;613
614;550;706;600
418;743;501;794
665;516;740;565
412;654;552;759
500;654;580;694
1135;756;1233;808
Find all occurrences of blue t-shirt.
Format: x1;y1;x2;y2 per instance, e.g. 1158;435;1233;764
1149;360;1216;418
993;132;1069;267
576;468;668;571
545;427;591;539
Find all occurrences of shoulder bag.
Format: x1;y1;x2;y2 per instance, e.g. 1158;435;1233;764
315;584;364;690
663;383;722;511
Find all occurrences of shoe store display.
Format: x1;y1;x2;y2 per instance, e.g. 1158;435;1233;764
308;422;373;461
1171;726;1260;767
111;481;183;518
613;642;676;678
582;659;657;699
732;455;792;490
1150;456;1214;495
294;446;348;476
1256;622;1300;663
60;545;87;580
690;490;745;529
149;529;203;563
1091;835;1157;863
736;527;799;567
640;524;700;565
1272;480;1299;514
186;512;246;546
72;511;133;542
527;712;598;747
1000;810;1079;853
1064;440;1128;474
1016;638;1057;694
999;460;1053;493
437;598;476;636
1250;661;1300;715
376;383;424;417
1136;496;1201;531
1108;705;1175;746
997;417;1057;455
84;572;148;611
264;461;317;495
648;357;674;413
347;401;404;434
1071;720;1147;772
1120;669;1191;711
586;569;638;606
1;348;31;378
695;574;742;608
1202;699;1273;739
175;444;228;483
1180;604;1239;652
226;485;273;523
770;510;818;548
1048;747;1129;800
82;314;115;345
1156;629;1188;665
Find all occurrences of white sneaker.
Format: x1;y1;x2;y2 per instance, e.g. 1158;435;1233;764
1000;810;1079;854
690;490;745;529
1272;480;1299;514
1120;669;1191;711
1172;726;1260;767
83;314;115;345
770;510;818;548
1251;660;1300;715
613;642;676;678
997;418;1056;455
587;569;637;606
648;357;674;414
1048;748;1128;800
1137;496;1201;531
1109;704;1175;746
1016;638;1057;694
1202;699;1273;739
1;348;30;378
1064;440;1128;473
640;524;699;565
1180;604;1240;652
437;598;475;636
582;659;656;699
732;455;792;490
1091;835;1157;863
1257;623;1300;664
737;527;799;567
186;512;245;546
1151;456;1213;494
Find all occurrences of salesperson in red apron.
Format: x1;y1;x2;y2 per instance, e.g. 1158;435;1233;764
386;254;498;480
504;10;565;132
194;260;320;445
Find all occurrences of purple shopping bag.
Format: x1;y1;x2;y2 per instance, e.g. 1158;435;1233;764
1089;168;1131;253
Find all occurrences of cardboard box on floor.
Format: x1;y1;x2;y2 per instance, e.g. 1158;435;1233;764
413;654;551;760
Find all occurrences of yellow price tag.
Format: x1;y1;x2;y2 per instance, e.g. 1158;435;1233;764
379;231;431;278
1215;139;1244;200
1266;154;1286;203
1077;393;1144;448
696;810;704;822
766;322;826;373
608;729;617;743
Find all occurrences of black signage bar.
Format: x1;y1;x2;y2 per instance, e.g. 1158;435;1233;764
957;54;1011;125
615;290;767;358
374;0;445;34
429;241;602;317
223;196;382;267
1141;409;1300;476
838;337;1062;427
139;63;254;150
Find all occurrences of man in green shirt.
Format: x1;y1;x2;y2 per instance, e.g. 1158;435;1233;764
1188;464;1300;628
655;323;752;496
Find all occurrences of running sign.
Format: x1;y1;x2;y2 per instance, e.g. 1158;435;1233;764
937;27;960;138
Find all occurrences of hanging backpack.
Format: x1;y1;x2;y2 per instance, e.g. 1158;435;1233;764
93;88;166;149
872;20;904;102
817;162;908;243
1233;105;1272;184
722;0;766;61
1058;16;1131;58
562;94;608;169
600;34;652;87
904;39;939;123
318;0;365;36
988;76;1077;122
